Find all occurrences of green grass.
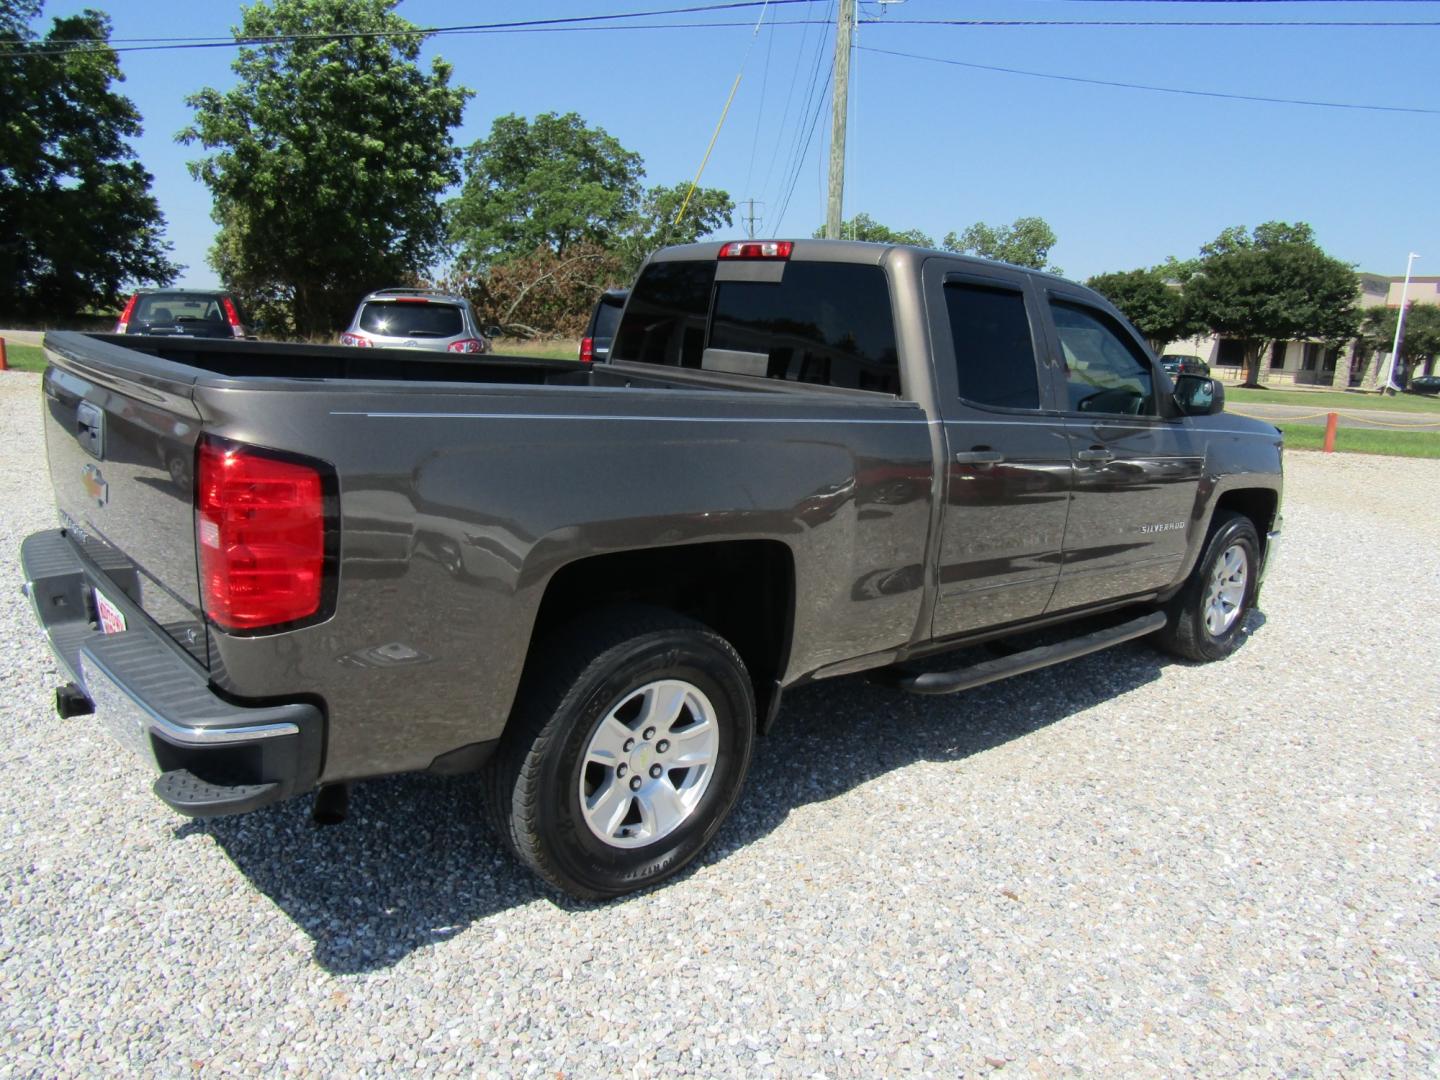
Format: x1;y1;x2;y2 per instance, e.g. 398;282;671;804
1226;385;1440;414
494;338;581;361
1275;421;1440;458
2;342;46;373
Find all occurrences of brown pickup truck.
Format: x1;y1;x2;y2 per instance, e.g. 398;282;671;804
21;239;1281;898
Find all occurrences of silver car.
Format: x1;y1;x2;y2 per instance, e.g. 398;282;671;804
339;288;494;354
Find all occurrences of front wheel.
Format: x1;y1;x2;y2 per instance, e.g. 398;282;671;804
1156;510;1261;662
486;607;755;899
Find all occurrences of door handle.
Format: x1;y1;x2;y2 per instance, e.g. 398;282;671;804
1076;448;1114;463
954;450;1005;465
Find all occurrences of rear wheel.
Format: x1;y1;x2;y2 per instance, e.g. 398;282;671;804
486;607;755;899
1156;510;1260;662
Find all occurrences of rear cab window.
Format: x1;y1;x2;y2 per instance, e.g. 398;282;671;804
611;256;900;394
360;301;464;338
134;294;225;326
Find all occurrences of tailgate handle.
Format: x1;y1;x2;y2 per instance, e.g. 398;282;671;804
75;402;105;459
1076;448;1113;463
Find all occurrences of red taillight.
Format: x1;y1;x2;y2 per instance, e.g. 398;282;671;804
718;240;793;260
394;297;430;304
339;332;371;347
579;337;594;363
446;338;486;354
196;438;329;632
222;296;245;339
115;294;138;334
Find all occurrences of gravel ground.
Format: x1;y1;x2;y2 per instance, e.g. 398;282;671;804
1;368;1436;1077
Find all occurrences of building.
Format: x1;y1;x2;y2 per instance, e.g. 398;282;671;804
1165;273;1439;388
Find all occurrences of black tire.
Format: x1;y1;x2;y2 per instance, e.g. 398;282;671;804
1156;510;1261;662
485;606;755;900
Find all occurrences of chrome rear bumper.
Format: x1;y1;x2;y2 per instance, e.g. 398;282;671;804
21;529;321;816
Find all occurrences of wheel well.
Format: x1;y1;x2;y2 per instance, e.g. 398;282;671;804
1213;488;1278;547
529;540;795;723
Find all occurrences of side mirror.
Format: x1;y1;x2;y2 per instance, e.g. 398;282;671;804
1174;374;1225;416
483;325;503;340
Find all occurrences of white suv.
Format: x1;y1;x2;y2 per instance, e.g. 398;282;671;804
339;288;495;354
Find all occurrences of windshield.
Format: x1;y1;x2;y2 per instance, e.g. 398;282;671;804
359;301;464;338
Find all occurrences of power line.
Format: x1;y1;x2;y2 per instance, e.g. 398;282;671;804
1039;0;1440;4
0;1;819;57
670;0;774;230
772;3;835;228
9;5;1435;58
860;44;1440;114
766;3;831;213
874;17;1440;25
757;1;824;208
742;3;778;198
774;55;835;233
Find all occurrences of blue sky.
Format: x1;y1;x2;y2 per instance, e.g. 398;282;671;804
28;0;1440;288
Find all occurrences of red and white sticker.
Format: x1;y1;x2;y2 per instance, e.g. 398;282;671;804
94;588;127;635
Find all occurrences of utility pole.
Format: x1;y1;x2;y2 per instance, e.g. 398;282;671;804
825;0;855;240
741;198;763;239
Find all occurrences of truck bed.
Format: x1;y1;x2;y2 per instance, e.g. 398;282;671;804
37;331;935;785
56;332;601;385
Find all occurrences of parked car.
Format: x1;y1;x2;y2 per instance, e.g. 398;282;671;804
114;289;250;340
26;239;1282;899
1407;374;1440;395
1161;354;1210;378
339;288;493;354
580;289;629;363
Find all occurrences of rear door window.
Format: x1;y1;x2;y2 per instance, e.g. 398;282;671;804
944;282;1040;410
360;301;463;338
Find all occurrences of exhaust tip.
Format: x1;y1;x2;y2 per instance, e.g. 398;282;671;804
311;783;349;827
55;683;94;719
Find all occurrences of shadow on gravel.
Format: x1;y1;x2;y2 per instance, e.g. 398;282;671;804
178;615;1263;975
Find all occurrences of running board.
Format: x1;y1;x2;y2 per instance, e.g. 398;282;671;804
882;611;1167;696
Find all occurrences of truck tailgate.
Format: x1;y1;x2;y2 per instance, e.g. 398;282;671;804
41;346;209;667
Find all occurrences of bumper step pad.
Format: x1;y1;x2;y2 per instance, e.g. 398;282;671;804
153;770;280;818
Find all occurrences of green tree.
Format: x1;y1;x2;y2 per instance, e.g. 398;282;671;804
1360;304;1440;382
612;183;734;279
0;1;178;320
1185;222;1359;388
181;0;470;337
1085;267;1200;354
811;213;933;248
944;216;1060;273
449;112;644;268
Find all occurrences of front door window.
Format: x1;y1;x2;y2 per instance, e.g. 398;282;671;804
1052;301;1157;417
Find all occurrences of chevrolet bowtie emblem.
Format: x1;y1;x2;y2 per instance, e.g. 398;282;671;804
81;463;108;507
